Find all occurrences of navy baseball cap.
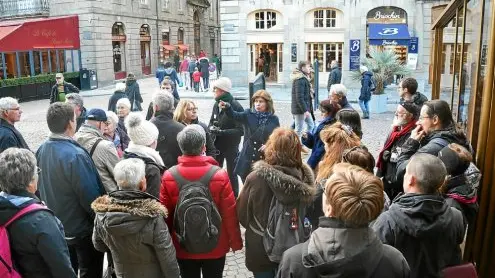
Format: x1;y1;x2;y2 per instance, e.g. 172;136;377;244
86;108;107;122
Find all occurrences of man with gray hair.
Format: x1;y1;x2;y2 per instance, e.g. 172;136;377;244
327;60;342;92
0;97;29;153
329;84;353;110
373;153;465;278
66;93;87;131
150;91;184;167
92;158;180;278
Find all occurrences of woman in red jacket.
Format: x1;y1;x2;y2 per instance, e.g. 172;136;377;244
160;124;243;278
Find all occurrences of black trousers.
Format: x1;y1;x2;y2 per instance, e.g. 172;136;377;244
67;235;104;278
178;256;226;278
215;145;239;198
190;72;194;88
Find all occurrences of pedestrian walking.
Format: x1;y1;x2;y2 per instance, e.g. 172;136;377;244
199;57;210;91
108;82;128;112
0;148;76;278
212;54;221;75
65;93;87;132
188;56;197;89
0;97;30;153
125;73;143;112
163;61;181;99
150;91;184;168
173;100;217;157
278;163;410;278
336;109;363;138
156;63;167;87
50;73;79;104
36;102;105;278
237;127;315;278
104;111;129;158
326;60;342;92
75;108;120;193
192;68;201;92
302;99;341;171
123;112;165;198
373;153;465;278
358;65;373;119
209;77;244;197
92;158;180;278
174;52;180;72
160;125;243;278
218;89;280;181
398;77;428;107
329;84;353;110
291;61;315;144
180;56;191;90
376;102;418;200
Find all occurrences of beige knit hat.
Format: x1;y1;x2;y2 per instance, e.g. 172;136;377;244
125;112;159;146
213;77;232;92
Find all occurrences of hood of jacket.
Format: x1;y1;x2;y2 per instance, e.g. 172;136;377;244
411;92;428;106
252;161;315;204
363;71;373;78
301;217;384;278
388;193;454;238
123;151;165;171
164;68;175;75
445;175;477;201
0;191;41;225
424;128;469;149
290;69;309;82
74;124;105;147
91;190;167;236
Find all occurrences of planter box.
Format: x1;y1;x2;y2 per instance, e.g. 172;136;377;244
370;94;388;114
20;83;37;101
0;85;21;99
37;82;52;99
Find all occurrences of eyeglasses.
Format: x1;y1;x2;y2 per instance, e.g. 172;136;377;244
418;116;431;121
36;167;42;174
8;107;21;111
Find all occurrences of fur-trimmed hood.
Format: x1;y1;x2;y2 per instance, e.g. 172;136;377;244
92;190;167;236
252;161;315;204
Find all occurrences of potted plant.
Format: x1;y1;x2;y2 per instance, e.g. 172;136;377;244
351;48;411;113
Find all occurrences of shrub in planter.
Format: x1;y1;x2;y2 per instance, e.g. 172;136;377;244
0;72;80;88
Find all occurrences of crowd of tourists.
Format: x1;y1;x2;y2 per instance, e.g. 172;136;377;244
0;60;479;278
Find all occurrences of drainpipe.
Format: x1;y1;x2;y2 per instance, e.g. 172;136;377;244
156;0;160;67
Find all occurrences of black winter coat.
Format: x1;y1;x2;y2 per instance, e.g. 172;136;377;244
291;70;312;115
50;82;79;104
199;58;210;78
0;118;30;153
224;106;280;179
125;80;143;111
0;190;76;278
108;91;128;112
372;194;465;278
151;112;184;168
327;67;342;91
359;71;373;101
278;217;410;278
122;152;165;198
209;98;244;149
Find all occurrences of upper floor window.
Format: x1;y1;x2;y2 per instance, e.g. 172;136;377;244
314;9;337;28
140;0;148;4
255;11;277;29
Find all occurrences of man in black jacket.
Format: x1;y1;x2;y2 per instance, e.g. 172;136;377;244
373;153;465;278
291;61;314;142
209;77;244;197
50;73;79;104
398;77;428;106
150;91;184;168
0;97;30;153
327;60;342;92
66;93;87;132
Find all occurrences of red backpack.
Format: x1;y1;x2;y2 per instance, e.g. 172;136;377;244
0;203;48;278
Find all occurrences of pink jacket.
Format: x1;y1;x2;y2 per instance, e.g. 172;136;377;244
179;60;189;72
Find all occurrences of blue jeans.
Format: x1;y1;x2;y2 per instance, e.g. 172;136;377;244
253;269;277;278
293;114;315;138
358;99;370;117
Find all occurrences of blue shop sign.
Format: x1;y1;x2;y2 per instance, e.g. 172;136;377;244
368;24;410;46
349;39;361;71
409;37;419;53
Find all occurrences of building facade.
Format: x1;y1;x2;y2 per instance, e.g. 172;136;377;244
0;0;221;86
220;0;460;91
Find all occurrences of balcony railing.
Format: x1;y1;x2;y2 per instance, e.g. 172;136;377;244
0;0;49;19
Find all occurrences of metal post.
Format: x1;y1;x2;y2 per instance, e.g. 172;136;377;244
71;50;75;72
314;59;320;110
15;52;20;77
55;50;60;72
39;51;43;73
78;49;83;70
1;53;6;79
451;9;460;109
48;50;52;73
29;51;35;76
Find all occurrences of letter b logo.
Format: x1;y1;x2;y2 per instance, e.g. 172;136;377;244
379;28;399;35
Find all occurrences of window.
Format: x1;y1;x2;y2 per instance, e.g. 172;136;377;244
178;28;184;45
140;0;148;4
162;32;170;44
164;0;169;10
451;10;464;28
18;52;31;77
314;9;337;28
178;0;183;10
449;44;469;74
255;11;277;30
306;43;343;72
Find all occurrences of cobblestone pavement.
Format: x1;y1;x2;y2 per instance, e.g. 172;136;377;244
16;86;394;277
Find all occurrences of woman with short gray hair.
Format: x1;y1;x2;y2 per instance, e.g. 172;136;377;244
0;148;76;278
105;110;130;158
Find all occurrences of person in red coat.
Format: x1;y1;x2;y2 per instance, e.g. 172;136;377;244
160;124;243;278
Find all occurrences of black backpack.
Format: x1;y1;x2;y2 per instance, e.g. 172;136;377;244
169;165;222;254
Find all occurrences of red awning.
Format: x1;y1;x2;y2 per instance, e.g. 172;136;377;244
176;44;189;51
163;45;176;51
0;15;80;52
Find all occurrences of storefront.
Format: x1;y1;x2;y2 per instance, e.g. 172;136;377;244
431;0;495;276
140;24;151;75
112;22;127;80
0;15;81;79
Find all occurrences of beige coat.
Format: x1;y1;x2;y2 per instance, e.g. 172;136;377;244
75;124;119;193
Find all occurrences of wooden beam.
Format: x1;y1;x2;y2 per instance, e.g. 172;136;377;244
431;0;466;29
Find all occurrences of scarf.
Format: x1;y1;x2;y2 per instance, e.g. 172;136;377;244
376;120;417;170
252;110;271;125
125;142;165;167
215;92;233;103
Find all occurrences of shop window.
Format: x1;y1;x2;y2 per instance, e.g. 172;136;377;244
449;44;469;74
58;51;66;73
306;43;343;73
4;53;17;78
41;51;50;73
18;52;31;77
255;11;277;30
178;28;184;45
314;9;337;28
33;51;41;75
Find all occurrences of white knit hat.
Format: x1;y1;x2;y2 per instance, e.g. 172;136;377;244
213;77;232;92
115;82;126;92
125;112;159;146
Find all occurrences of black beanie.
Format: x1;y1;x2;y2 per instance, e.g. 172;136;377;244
399;100;420;118
438;145;470;176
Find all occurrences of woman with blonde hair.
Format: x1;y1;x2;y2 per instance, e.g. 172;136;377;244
237;127;315;278
173;99;217;157
218;89;280;181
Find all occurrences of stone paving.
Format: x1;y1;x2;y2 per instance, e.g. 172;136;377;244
16;78;395;277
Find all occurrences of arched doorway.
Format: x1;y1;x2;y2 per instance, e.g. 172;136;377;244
140;24;151;75
194;11;201;55
112;22;127;80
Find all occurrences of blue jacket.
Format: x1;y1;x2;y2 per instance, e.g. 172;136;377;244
36;137;105;239
225;107;280;179
302;116;336;169
0;118;30;153
155;67;166;85
359;71;373;101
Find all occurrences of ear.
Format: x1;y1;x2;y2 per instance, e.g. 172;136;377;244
153;104;159;113
139;177;147;192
